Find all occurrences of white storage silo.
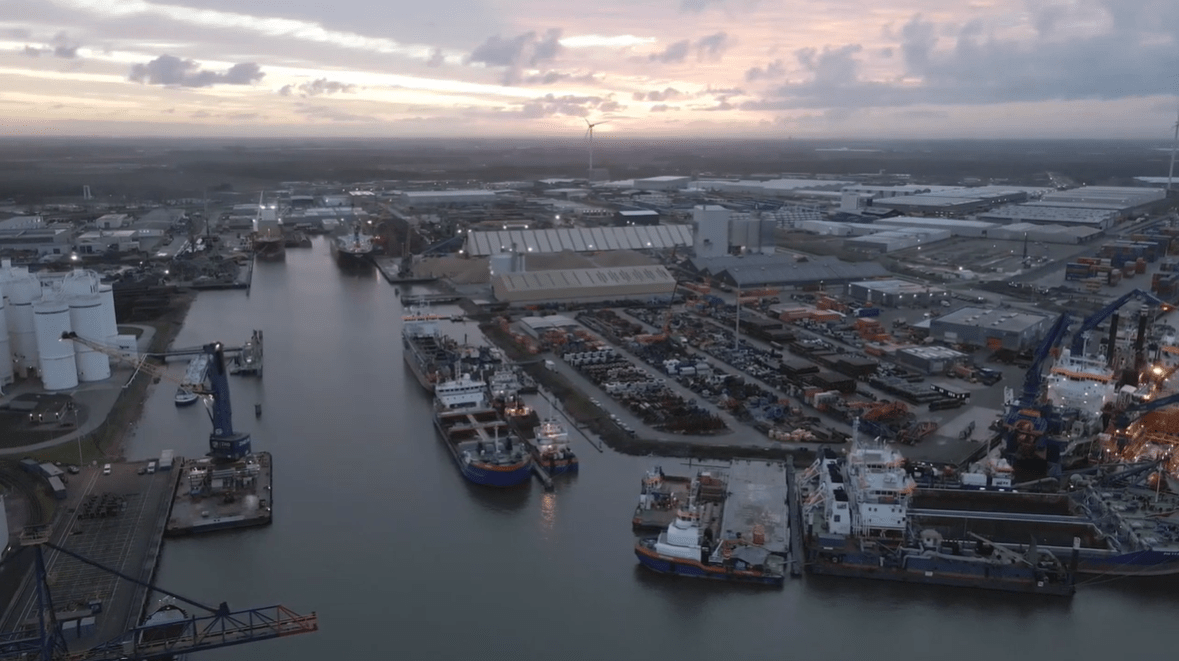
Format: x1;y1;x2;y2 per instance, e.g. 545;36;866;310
98;284;118;341
0;294;13;386
67;295;110;382
4;270;41;375
33;300;78;391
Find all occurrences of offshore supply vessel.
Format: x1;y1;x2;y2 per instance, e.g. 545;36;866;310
802;440;1076;596
432;374;532;487
633;464;787;586
529;418;578;476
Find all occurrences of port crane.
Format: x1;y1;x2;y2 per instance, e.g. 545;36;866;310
1066;288;1169;356
61;332;251;462
1002;311;1072;463
0;524;317;661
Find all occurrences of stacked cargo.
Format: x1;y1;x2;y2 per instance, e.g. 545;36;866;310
806;370;856;394
833;356;879;378
1065;262;1093;281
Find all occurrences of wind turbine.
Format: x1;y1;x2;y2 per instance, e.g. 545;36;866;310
585;119;608;173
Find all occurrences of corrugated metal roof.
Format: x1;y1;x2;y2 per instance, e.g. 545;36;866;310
495;265;676;293
465;225;692;255
719;259;889;287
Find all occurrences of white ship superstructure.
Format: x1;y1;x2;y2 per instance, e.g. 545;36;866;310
1046;349;1117;411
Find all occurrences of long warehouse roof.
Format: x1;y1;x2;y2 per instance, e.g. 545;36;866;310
494;265;677;299
464;225;692;256
718;258;889;287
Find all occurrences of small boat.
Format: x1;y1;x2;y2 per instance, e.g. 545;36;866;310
174;389;199;406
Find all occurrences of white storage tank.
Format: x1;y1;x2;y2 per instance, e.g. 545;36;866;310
33;299;77;391
98;284;118;341
0;293;12;386
4;269;40;374
68;294;110;382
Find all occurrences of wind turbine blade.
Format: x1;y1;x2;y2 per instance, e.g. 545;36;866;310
584;118;592;127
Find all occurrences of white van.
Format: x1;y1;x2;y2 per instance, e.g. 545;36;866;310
102;463;112;475
147;461;157;474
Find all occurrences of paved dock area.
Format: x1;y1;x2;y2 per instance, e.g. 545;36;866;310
166;452;272;536
0;459;177;652
720;460;790;555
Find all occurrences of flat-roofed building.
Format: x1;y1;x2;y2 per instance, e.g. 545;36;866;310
465;225;692;256
846;279;949;307
492;265;677;304
930;307;1051;351
401;190;500;205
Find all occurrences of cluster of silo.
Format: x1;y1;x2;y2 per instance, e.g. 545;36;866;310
0;260;117;391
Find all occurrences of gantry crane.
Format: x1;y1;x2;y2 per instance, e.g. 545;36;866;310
61;332;251;461
0;524;317;661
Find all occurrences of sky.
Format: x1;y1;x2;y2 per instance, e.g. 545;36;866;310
1;0;1178;138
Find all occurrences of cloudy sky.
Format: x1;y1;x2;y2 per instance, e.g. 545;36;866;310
2;0;1178;138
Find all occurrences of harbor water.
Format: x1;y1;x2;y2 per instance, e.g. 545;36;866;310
123;239;1179;661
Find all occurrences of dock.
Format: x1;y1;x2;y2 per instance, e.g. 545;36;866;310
0;459;178;652
721;460;791;565
165;452;273;536
531;462;554;489
400;293;461;306
783;456;804;577
373;257;439;285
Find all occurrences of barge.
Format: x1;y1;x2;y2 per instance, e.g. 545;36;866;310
433;374;532;488
802;441;1076;596
174;354;209;406
634;462;788;586
402;319;458;392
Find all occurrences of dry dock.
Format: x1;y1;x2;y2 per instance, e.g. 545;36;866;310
165;451;273;536
0;460;177;652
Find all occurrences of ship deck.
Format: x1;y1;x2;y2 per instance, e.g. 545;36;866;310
720;460;790;554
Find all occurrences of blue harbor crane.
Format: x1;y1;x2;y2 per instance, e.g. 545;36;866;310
0;525;317;661
1002;311;1072;467
1066;288;1169;357
61;333;251;462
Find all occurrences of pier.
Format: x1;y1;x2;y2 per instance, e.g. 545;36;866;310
722;460;791;568
373;257;439;285
531;462;554;489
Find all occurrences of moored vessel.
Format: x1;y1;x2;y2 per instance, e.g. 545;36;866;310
802;437;1076;596
529;417;578;476
174;354;210;406
402;320;458;392
331;222;375;267
433;374;532;487
634;468;786;586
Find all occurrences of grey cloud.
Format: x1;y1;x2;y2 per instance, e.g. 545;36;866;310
518;93;622;118
2;28;31;39
229;112;261;120
649;33;732;64
22;46;49;57
282;78;357;97
51;32;79;59
743;4;1179;112
650;104;672;112
633;88;685;102
898;15;936;74
128;55;265;87
648;40;690;63
681;0;724;11
426;48;444;67
695;32;731;60
745;59;785;82
522;71;598;85
468;28;563;84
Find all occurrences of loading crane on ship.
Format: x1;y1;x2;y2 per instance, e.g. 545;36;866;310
61;332;251;462
1066;288;1169;356
0;524;317;661
1002;311;1072;466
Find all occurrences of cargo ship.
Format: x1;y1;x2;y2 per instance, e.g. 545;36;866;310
230;330;263;376
634;468;786;586
433;374;532;487
174;354;210;406
802;440;1076;596
402;320;459;392
331;222;375;267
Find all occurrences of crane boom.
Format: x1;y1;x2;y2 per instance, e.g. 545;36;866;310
1068;288;1168;355
61;332;251;461
1020;312;1071;407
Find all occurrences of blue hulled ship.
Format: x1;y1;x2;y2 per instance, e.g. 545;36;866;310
433;374;532;488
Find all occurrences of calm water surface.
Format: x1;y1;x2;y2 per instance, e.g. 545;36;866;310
122;239;1178;661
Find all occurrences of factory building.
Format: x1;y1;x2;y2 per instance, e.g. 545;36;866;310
846;279;950;307
711;256;889;289
0;264;129;390
1036;186;1165;212
492;265;677;304
693;179;851;195
979;205;1118;229
0;215;73;256
615;209;660;226
872;187;1030;216
871;217;1000;238
986;223;1103;244
930;307;1052;351
845;228;952;253
401;190;501;206
893;346;969;375
464;225;692;256
634;176;691;191
693;205;729;258
94;214;130;229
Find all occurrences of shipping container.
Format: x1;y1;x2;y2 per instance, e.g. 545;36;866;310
47;476;67;500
